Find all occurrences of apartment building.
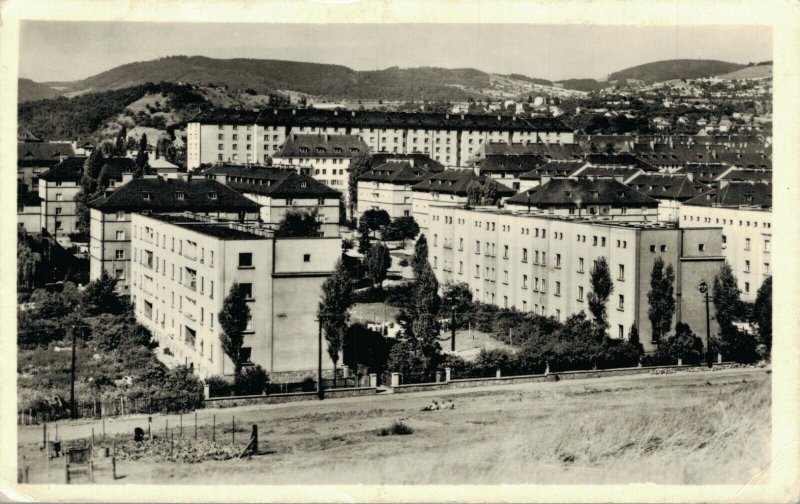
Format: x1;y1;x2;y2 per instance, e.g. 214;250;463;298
627;173;710;222
472;153;547;191
411;170;515;234
356;161;437;219
518;160;587;192
505;177;660;222
428;205;725;353
679;181;772;301
468;141;585;165
17;183;42;232
272;134;369;204
130;213;341;381
89;176;261;293
186;108;575;170
37;157;86;241
17;140;76;191
204;165;342;236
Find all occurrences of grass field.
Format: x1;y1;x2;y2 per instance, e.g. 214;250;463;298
18;368;770;485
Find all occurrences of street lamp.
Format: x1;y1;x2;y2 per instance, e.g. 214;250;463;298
698;280;713;367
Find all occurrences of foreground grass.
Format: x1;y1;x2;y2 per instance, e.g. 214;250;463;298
19;369;770;485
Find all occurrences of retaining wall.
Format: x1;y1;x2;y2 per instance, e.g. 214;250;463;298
204;387;378;409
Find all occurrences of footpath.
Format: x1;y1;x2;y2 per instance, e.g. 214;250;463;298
17;366;765;446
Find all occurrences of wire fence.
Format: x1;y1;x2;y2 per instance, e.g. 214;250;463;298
18;395;201;426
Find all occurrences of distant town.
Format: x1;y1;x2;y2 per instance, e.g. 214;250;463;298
17;54;773;485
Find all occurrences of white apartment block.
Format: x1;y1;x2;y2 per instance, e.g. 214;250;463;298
37;157;86;242
678;181;772;301
130;213;341;382
356;161;438;219
428;205;725;353
186;108;575;170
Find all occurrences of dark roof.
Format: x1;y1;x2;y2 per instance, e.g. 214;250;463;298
146;214;267;241
573;166;642;181
475;154;547;174
38;157;86;182
358;161;435;185
683;182;772;208
627;173;711;201
585;153;657;172
506;177;658;208
411;169;515;196
18;125;40;142
369;153;444;172
204;165;341;199
719;168;772;183
675;163;732;184
101;157;137;180
276;134;369;158
519;160;585;180
18;142;75;163
89;177;261;212
194;108;574;133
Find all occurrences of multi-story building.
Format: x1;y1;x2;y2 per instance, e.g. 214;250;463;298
518;160;587;192
627;173;710;222
186;108;575;170
272;134;369;204
427;205;725;353
130;212;341;381
471;153;547;191
17;140;76;191
467;141;585;165
37;157;86;241
679;181;772;301
204;165;342;237
411;170;516;234
89;176;261;293
356;160;438;219
17;183;42;232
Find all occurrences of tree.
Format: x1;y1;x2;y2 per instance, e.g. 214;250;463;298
218;283;251;377
408;261;443;378
441;282;473;319
382;216;419;247
83;270;126;316
660;322;705;365
466;181;482;207
752;276;772;358
411;234;429;279
713;262;743;333
481;182;499;206
318;259;353;374
587;257;613;338
361;209;391;238
647;257;675;344
347;154;372;220
276;208;319;237
341;238;354;254
134;133;149;178
357;219;371;254
75;150;106;236
115;125;127;156
363;243;392;289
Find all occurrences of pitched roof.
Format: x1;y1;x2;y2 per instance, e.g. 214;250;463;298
276;134;369;159
194;108;574;133
584;153;657;172
369;153;444;172
38;157;86;182
483;142;585;159
100;157;137;180
519;160;586;180
89;177;261;212
475;154;547;174
147;214;268;241
18;125;40;142
357;161;435;185
506;177;658;208
675;163;732;184
627;173;711;201
682;181;772;208
203;165;341;199
411;169;515;196
719;168;772;184
17;142;75;163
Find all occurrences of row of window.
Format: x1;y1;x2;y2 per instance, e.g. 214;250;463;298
684;214;771;229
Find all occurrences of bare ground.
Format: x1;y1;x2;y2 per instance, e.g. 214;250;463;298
17;368;771;485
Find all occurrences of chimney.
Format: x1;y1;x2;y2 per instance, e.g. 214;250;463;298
121;172;134;185
334;110;338;116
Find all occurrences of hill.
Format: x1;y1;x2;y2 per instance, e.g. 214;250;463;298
554;78;606;92
607;59;746;83
18;78;61;102
717;64;772;80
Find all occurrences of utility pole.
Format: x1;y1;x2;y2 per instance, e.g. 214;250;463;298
698;281;713;368
69;325;77;419
451;306;456;352
317;318;324;400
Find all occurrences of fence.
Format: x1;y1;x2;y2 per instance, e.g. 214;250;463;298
18;395;201;426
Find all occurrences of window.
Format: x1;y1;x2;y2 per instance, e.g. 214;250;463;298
522;248;528;262
115;268;125;280
556;254;561;268
503;270;509;284
239;283;253;299
578;286;584;301
142;192;152;201
522;275;528;288
618;294;624;311
745;260;751;273
55;207;62;215
303;253;311;263
115;250;125;260
764;239;770;252
458;261;463;274
503;245;509;258
698;243;705;252
239;347;253;363
578;258;584;273
764;262;770;275
238;253;253;268
116;211;125;221
555;281;561;296
744;282;750;294
475;241;480;254
176;191;185;200
475;265;480;278
618;325;624;339
459;238;464;251
745;238;751;251
555;309;561;321
660;245;667;252
115;230;125;240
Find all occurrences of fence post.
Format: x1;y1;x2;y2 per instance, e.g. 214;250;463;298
232;416;235;444
390;372;400;387
180;414;183;437
678;358;683;366
496;369;502;378
91;428;95;448
102;419;105;442
717;353;723;364
42;423;47;451
369;373;378;388
194;412;197;440
212;415;216;442
445;367;451;383
165;418;169;439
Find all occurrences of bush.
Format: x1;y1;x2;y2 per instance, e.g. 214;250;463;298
205;375;235;397
658;322;706;365
474;348;518;376
378;420;413;436
234;365;270;396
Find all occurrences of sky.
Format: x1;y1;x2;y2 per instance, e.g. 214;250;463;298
19;22;772;83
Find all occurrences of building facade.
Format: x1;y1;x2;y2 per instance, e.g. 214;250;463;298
186;108;575;170
37;157;86;241
356;161;436;219
428;205;725;353
130;213;341;381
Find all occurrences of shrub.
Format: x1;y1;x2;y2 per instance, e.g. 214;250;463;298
474;348;517;376
234;365;270;396
378;420;413;436
205;375;235;397
659;322;706;365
